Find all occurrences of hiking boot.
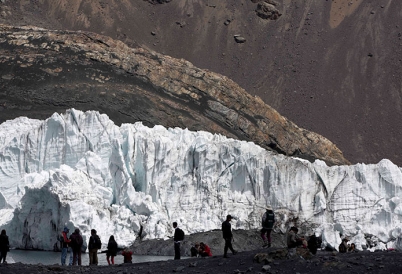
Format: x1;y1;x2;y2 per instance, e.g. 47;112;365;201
233;250;238;255
268;243;272;247
262;243;268;248
223;255;229;258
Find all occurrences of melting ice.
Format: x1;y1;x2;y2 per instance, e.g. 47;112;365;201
0;109;401;252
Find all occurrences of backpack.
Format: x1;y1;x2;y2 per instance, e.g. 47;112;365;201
177;228;185;241
263;211;275;228
94;235;102;249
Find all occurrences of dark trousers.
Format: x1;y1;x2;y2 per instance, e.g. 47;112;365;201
261;228;272;243
0;251;7;263
72;248;82;265
224;238;235;256
89;248;98;265
174;242;181;260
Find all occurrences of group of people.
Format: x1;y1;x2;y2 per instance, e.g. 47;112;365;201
172;214;239;260
59;227;133;266
190;242;213;257
3;205;358;266
338;237;356;253
175;205;362;260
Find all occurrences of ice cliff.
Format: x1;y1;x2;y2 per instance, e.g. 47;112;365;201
0;109;401;252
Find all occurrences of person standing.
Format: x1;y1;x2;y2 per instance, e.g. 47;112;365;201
338;237;349;253
0;229;10;264
106;235;118;265
60;227;72;266
88;229;101;265
173;222;184;260
69;228;83;266
307;234;318;255
222;214;237;258
261;205;275;247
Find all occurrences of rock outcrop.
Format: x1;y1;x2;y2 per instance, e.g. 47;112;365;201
0;25;348;165
1;0;402;166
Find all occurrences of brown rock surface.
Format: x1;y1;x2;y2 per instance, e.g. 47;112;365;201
0;0;400;165
0;25;348;165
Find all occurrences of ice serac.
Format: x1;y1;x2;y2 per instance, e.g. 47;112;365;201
0;109;401;251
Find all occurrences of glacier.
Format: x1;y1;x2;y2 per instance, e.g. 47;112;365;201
0;109;401;252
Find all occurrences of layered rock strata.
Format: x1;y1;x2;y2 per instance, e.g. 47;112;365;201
0;25;348;165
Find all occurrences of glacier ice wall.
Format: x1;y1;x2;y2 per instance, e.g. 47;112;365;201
0;109;401;251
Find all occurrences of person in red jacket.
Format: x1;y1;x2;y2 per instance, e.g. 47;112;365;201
199;242;212;257
121;248;133;263
60;227;72;265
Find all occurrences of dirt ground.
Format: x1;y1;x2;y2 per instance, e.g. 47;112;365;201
130;229;282;257
0;230;401;274
0;246;401;274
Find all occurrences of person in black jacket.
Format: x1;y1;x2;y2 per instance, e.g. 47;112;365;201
106;235;118;265
88;229;101;265
307;234;318;255
173;222;184;260
0;229;9;263
222;215;237;258
69;228;83;266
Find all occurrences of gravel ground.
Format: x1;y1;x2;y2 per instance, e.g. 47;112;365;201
1;248;401;274
0;230;401;273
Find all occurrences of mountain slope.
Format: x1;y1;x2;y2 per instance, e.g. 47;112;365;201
1;0;400;165
0;25;347;165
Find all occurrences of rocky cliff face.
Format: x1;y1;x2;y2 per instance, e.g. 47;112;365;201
1;0;400;165
0;25;347;165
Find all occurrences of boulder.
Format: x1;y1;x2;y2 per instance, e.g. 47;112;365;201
256;2;282;20
234;35;246;43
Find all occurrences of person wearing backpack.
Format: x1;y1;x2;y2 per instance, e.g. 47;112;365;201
88;229;101;265
69;228;83;266
106;235;118;265
173;222;184;260
261;205;275;247
60;226;73;266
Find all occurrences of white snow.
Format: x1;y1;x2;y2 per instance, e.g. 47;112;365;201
0;109;401;251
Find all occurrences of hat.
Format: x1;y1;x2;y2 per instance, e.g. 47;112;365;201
63;227;69;232
343;237;350;242
226;214;232;219
266;205;273;211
